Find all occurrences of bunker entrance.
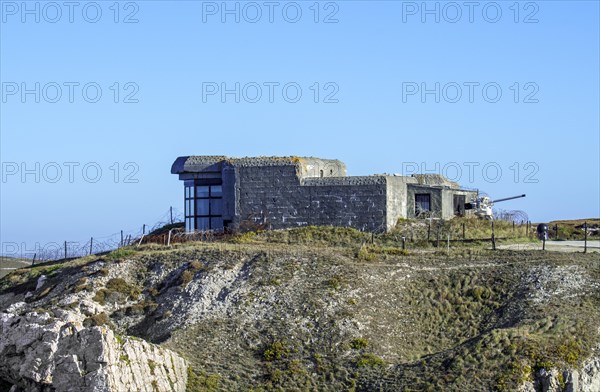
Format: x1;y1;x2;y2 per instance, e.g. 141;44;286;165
454;194;466;216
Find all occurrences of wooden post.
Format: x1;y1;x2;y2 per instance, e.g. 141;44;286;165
427;221;431;241
402;237;406;250
64;241;67;259
90;237;93;255
512;221;515;234
584;222;588;253
142;224;146;235
32;253;36;266
120;230;124;247
170;206;174;224
491;221;496;250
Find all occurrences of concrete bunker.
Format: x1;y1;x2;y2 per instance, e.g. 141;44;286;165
171;156;477;233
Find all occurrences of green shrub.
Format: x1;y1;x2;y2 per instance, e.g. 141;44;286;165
106;278;141;298
350;338;369;350
186;367;221;392
355;353;385;367
93;278;140;305
263;341;290;361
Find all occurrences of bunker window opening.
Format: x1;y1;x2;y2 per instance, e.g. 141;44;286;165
320;170;324;177
188;181;224;231
415;194;431;215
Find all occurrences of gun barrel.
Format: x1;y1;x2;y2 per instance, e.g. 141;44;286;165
492;194;526;203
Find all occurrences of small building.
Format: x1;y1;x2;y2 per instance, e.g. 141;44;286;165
171;156;477;233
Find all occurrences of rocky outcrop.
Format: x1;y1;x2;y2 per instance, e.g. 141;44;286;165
520;355;600;392
1;238;598;391
0;308;187;392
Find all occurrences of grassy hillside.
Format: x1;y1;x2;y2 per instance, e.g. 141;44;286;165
0;225;598;391
547;218;600;240
0;256;31;278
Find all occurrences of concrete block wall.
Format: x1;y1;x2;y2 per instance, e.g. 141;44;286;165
234;165;388;232
305;178;387;232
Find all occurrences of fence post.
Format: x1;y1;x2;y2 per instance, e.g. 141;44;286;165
554;224;558;240
584;222;588;253
32;253;36;266
447;234;450;254
170;206;174;224
142;224;146;235
402;237;406;250
427;220;431;241
120;230;124;247
64;241;67;259
491;221;496;250
90;237;93;255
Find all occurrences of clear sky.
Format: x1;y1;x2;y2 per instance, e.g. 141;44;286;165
1;0;599;256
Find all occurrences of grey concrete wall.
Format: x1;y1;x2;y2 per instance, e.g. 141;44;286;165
221;164;236;222
441;189;478;219
233;165;387;232
385;177;408;230
234;165;305;229
406;185;443;219
305;178;387;232
297;158;347;179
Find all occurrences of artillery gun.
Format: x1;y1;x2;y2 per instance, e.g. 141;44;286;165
466;194;526;220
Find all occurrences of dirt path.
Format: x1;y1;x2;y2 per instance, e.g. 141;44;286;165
498;240;599;253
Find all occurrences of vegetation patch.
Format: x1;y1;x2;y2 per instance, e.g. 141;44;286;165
148;359;156;375
93;278;141;305
106;278;141;298
355;353;385;367
186;367;221;392
105;248;137;261
83;312;111;327
350;338;369;350
263;340;291;361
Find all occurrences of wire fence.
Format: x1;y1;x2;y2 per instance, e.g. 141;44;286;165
12;206;549;265
24;207;185;262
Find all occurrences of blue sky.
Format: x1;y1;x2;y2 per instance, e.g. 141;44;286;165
1;0;599;255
